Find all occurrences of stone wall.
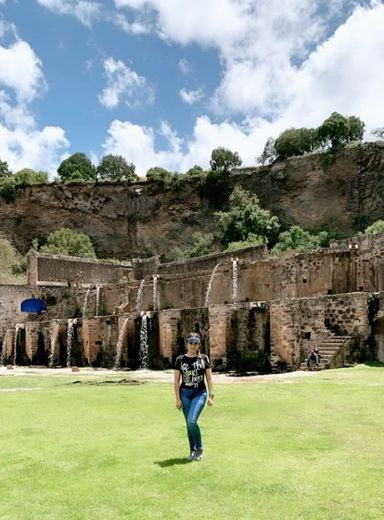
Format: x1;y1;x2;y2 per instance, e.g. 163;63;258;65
28;252;132;287
270;292;372;369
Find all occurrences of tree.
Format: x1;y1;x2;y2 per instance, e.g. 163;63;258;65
13;168;48;185
215;186;280;246
210;147;242;175
0;160;12;180
226;233;265;251
57;153;96;182
0;235;25;283
371;128;384;140
318;112;364;150
257;137;277;165
274;127;319;159
185;165;206;178
170;232;214;260
271;226;328;256
146;167;175;184
40;228;96;258
364;220;384;235
97;154;137;182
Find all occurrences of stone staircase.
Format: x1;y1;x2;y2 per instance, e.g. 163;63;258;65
300;335;352;371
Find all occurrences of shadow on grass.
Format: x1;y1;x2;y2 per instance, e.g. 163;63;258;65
362;361;384;368
154;458;190;467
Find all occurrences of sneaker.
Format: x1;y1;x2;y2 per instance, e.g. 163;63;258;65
186;450;196;461
193;448;203;461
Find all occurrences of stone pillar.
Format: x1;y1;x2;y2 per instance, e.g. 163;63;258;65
27;252;38;286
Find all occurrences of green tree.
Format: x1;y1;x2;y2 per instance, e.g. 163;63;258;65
271;226;328;256
13;168;48;185
257;137;277;165
210;147;242;174
215;186;280;246
57;153;96;182
318;112;364;150
97;154;137;182
40;228;96;258
226;233;265;252
274;127;319;159
364;220;384;235
0;160;12;180
170;232;214;260
0;235;26;283
146;167;175;184
205;148;242;207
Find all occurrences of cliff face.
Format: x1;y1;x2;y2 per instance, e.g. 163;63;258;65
1;142;384;260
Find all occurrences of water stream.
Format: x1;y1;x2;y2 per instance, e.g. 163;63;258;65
139;313;149;369
114;317;129;370
82;288;90;318
0;329;10;366
232;258;239;303
152;275;158;311
135;279;145;313
204;263;220;306
13;324;24;368
66;319;77;368
95;285;101;317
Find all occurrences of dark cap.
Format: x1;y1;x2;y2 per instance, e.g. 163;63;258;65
186;335;201;344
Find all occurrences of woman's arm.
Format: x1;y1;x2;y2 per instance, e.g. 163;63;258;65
205;368;214;407
174;370;182;409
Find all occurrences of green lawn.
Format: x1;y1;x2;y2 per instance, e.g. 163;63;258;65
1;365;383;520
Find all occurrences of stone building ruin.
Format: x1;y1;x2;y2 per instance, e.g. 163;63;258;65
1;231;384;372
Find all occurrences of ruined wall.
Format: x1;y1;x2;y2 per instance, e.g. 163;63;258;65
28;253;132;286
270;293;372;369
1;143;384;261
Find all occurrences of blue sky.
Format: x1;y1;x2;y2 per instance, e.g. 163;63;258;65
0;0;383;177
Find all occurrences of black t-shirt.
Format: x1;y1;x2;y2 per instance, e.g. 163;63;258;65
174;354;211;390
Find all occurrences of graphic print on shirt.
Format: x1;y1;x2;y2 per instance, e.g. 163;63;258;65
180;360;204;388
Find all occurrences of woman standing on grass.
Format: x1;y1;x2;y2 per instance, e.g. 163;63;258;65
174;333;214;461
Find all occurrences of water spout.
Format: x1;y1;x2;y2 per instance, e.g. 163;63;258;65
0;329;10;366
49;321;60;368
13;324;24;368
135;279;145;313
66;319;77;368
139;313;150;369
232;258;239;303
95;285;101;317
153;275;158;311
82;288;91;318
204;264;220;306
114;317;129;370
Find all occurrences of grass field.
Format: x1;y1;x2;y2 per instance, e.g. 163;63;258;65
1;365;383;520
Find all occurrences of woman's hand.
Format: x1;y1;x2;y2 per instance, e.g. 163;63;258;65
207;396;214;407
176;399;183;410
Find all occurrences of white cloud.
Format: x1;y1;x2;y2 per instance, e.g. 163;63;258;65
0;40;46;102
178;58;191;75
98;57;154;109
0;123;69;174
0;34;69;175
179;88;203;105
112;13;149;34
37;0;102;26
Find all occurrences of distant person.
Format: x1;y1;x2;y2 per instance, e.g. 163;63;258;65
307;346;321;368
174;332;214;461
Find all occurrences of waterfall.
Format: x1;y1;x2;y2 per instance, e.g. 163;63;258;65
49;321;60;368
0;329;10;366
135;279;145;313
114;317;129;370
66;319;77;368
204;263;220;307
95;285;101;317
139;313;149;369
232;258;239;303
82;288;91;318
13;324;24;368
152;275;158;311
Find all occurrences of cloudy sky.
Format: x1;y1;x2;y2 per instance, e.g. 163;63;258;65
0;0;383;177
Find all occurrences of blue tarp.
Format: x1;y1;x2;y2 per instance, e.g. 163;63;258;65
20;298;47;313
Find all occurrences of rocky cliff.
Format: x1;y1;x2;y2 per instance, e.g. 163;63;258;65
1;142;384;260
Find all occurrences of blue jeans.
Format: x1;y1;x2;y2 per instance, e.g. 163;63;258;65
180;387;207;452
